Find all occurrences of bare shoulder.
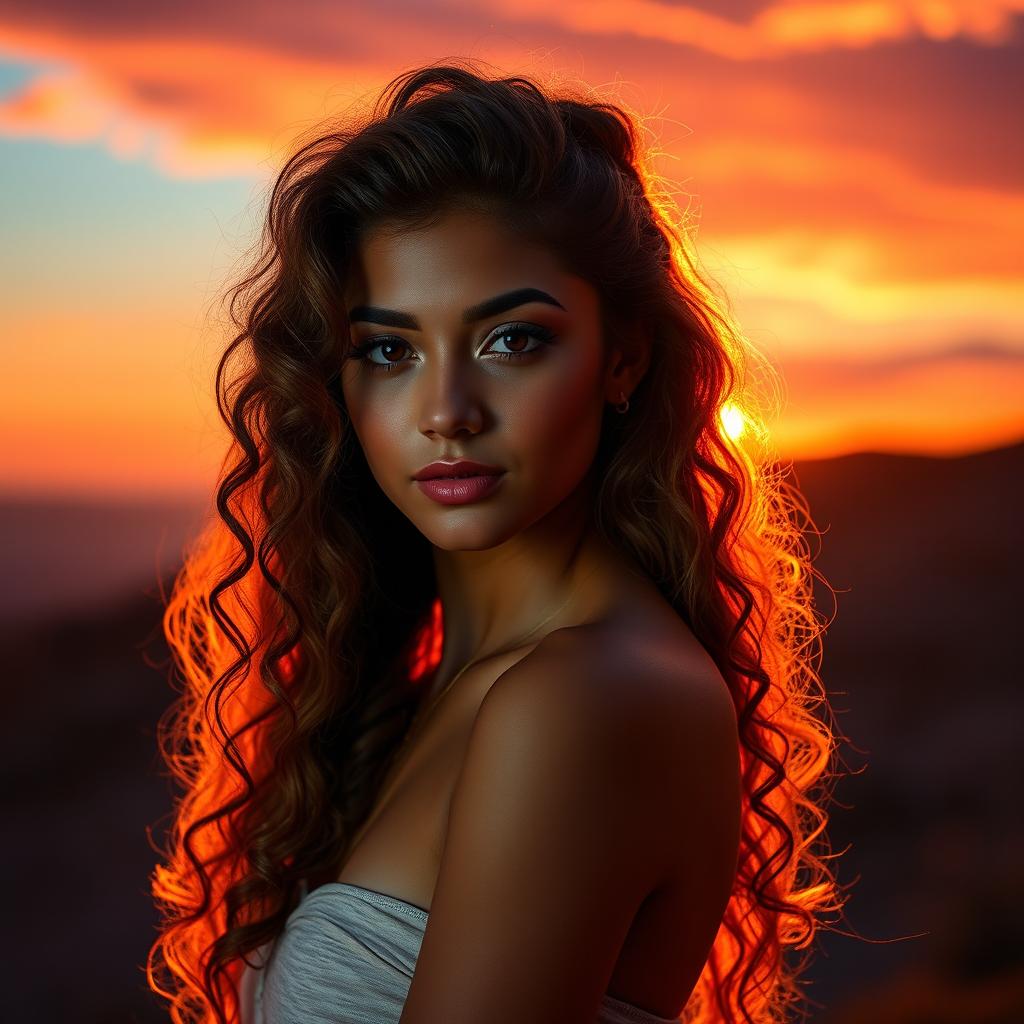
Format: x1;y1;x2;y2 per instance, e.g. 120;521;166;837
471;615;741;882
482;614;738;767
405;614;741;1019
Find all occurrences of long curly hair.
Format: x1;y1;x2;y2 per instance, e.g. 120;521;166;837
146;58;847;1024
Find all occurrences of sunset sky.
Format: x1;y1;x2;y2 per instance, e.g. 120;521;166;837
1;1;1021;500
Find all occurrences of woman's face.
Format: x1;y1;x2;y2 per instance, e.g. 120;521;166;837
340;208;618;552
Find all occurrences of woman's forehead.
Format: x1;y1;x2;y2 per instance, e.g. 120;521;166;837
355;208;554;278
346;215;590;323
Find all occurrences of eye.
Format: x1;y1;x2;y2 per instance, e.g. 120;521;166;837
349;337;411;372
485;322;555;361
349;322;555;374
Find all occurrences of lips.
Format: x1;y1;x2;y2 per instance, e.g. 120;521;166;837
414;470;506;505
412;459;505;481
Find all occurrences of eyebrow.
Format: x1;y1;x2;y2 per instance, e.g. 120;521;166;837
347;287;566;330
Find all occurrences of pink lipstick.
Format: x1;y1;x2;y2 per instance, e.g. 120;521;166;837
412;458;507;506
415;473;505;505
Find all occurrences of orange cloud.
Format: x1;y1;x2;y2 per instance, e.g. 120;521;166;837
0;1;1019;488
0;22;383;177
765;345;1024;458
474;0;1024;56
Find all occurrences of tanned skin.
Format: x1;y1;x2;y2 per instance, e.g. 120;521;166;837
332;208;741;1023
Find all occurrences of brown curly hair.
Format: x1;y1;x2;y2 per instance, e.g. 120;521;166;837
146;58;847;1024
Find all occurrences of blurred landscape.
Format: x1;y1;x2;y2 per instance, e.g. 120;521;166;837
1;440;1021;1023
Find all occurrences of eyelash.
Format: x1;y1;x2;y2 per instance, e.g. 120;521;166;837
348;322;556;374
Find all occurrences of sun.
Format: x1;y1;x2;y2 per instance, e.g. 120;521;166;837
719;402;746;442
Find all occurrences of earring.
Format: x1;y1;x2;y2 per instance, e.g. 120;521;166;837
614;391;630;414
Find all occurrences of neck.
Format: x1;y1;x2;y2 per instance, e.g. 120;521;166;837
429;473;608;677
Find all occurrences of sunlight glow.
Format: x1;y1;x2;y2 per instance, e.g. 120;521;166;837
720;402;747;442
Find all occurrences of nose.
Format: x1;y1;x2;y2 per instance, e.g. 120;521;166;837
417;365;486;439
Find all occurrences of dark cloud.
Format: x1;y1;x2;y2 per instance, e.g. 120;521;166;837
0;0;491;64
755;18;1024;191
649;0;777;18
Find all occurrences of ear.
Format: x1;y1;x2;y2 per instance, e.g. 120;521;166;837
603;324;651;406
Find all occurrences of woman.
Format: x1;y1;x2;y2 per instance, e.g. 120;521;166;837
148;60;844;1024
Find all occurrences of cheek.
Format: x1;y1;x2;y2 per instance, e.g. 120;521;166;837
503;357;604;493
341;375;404;484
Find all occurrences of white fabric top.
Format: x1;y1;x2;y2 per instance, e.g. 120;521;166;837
240;879;680;1023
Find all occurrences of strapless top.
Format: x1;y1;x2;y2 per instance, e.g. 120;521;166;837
239;880;680;1023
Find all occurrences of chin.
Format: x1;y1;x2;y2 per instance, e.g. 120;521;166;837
410;513;519;552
